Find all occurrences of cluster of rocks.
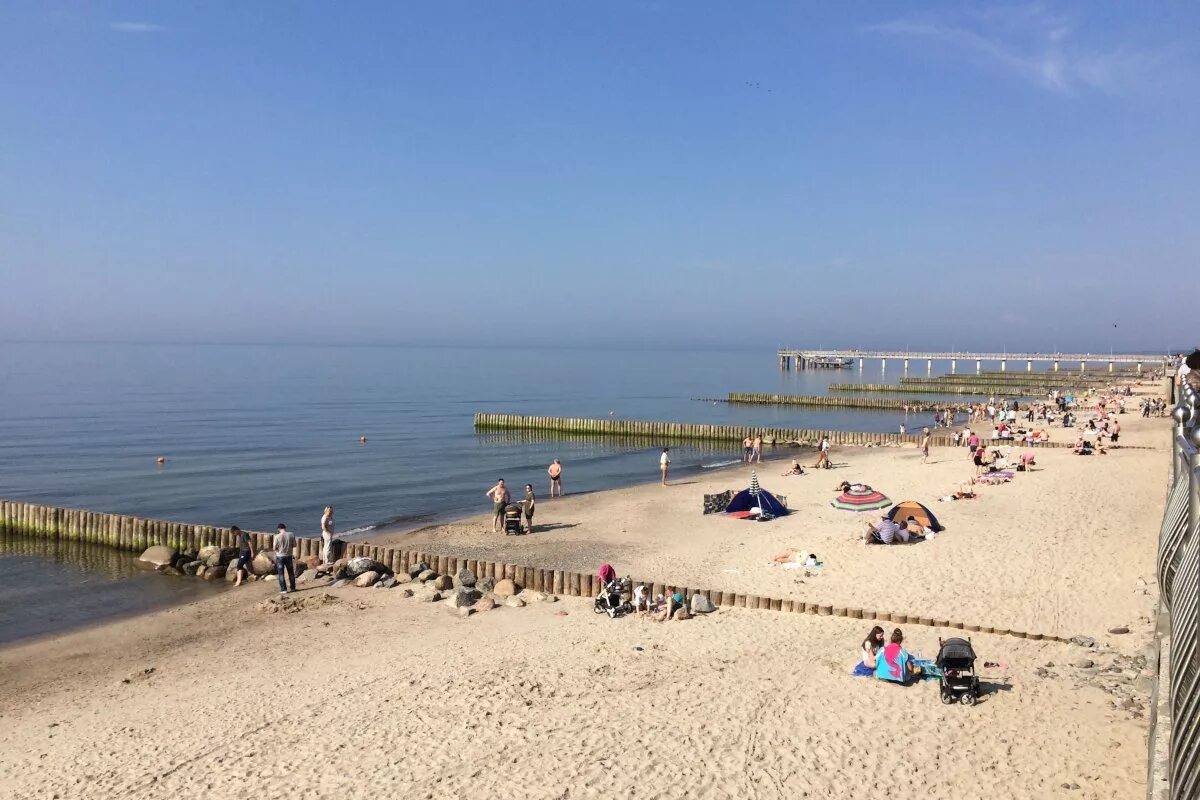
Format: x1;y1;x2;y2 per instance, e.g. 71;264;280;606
309;557;560;618
1035;634;1157;719
136;544;323;583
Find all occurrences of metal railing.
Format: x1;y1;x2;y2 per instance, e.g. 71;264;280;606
1160;375;1200;799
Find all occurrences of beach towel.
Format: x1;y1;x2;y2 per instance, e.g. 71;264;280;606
851;662;874;677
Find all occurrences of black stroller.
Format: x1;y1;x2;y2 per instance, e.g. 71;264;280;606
503;504;525;535
593;577;633;618
936;637;981;706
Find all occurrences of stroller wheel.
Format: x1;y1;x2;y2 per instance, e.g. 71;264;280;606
960;691;977;706
592;600;606;615
940;692;956;705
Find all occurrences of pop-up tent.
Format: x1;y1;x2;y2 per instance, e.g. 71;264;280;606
726;472;789;520
885;500;944;532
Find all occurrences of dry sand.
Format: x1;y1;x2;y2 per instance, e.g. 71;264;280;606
0;389;1167;799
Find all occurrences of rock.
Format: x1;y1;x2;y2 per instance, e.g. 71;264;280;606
330;558;350;579
419;589;442;603
394;572;412;584
251;551;278;576
331;579;350;588
690;593;716;614
475;597;496;612
448;587;481;608
225;564;240;582
181;560;203;576
202;565;227;581
408;561;430;579
504;596;526;609
544;594;559;603
302;555;322;570
162;566;185;577
353;571;380;588
417;569;436;583
295;571;312;585
477;576;495;593
673;607;691;621
454;568;477;588
379;576;397;589
1108;626;1131;635
518;589;545;603
137;545;178;571
453;606;474;618
1070;635;1096;648
399;588;414;598
199;545;238;568
494;579;518;598
346;557;389;579
433;575;454;591
1074;659;1095;669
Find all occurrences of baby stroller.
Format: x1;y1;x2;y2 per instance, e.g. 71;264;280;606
593;577;632;618
503;503;525;535
936;637;980;706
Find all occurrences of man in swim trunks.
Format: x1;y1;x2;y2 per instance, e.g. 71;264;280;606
232;525;255;587
486;479;510;532
548;459;563;497
742;437;752;463
752;435;763;464
921;427;931;464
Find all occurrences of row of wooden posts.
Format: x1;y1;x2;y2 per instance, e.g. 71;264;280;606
829;383;1049;396
473;413;1074;448
727;392;956;412
0;498;1070;642
900;375;1109;387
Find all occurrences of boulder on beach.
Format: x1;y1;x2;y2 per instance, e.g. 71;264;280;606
394;572;412;584
433;575;454;591
199;545;238;568
162;565;185;577
137;545;178;571
448;587;481;608
416;569;436;583
474;597;496;612
346;557;389;579
202;565;227;581
251;551;278;576
672;607;691;621
354;571;380;588
301;555;322;571
476;576;496;594
454;568;477;588
504;596;526;609
181;560;203;576
419;589;442;603
493;579;518;598
408;562;430;579
690;594;717;614
379;576;397;589
329;558;350;579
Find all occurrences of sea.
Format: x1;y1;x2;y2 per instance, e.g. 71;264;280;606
0;341;955;642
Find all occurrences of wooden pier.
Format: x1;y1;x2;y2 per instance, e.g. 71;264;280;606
780;348;1162;373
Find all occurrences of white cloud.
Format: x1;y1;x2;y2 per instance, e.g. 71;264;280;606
109;21;165;34
868;5;1157;94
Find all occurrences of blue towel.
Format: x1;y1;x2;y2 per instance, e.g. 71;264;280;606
851;662;874;677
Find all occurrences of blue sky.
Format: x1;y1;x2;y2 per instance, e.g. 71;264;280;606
1;2;1196;351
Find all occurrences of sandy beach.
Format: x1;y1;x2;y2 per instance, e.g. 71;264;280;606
0;389;1167;800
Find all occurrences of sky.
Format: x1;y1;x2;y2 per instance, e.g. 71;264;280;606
1;2;1197;352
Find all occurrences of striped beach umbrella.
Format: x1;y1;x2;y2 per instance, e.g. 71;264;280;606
749;471;760;496
831;486;891;513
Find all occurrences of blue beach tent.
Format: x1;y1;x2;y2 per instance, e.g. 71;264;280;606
725;488;789;519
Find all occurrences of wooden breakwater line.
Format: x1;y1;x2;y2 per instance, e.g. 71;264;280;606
900;375;1102;388
473;413;1074;448
0;498;1072;642
829;383;1044;396
727;392;958;412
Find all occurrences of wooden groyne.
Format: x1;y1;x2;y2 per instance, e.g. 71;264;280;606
0;498;1074;642
900;375;1097;388
473;412;1073;448
726;392;957;412
829;383;1042;397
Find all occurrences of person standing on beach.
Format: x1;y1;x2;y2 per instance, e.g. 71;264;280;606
320;505;335;565
547;459;563;497
231;525;254;587
752;435;763;464
813;436;831;469
921;427;931;464
742;436;752;463
272;523;297;594
486;479;510;532
522;484;536;533
660;448;671;485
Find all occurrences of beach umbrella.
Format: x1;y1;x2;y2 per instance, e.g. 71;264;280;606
831;486;891;513
749;471;760;496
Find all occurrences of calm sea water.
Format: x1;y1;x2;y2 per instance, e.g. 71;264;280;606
0;342;956;536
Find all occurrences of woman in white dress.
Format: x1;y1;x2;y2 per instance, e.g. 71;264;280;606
320;505;335;564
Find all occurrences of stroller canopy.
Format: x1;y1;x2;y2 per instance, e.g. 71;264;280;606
885;501;944;532
936;637;977;668
725;488;788;518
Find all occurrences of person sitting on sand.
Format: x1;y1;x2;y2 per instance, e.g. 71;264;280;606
875;628;915;684
903;516;925;538
860;625;886;670
864;515;909;544
782;460;805;476
632;582;650;617
836;480;870;493
654;591;687;622
1074;437;1093;455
